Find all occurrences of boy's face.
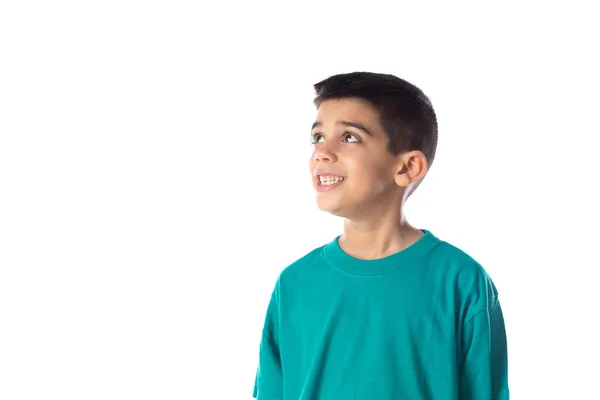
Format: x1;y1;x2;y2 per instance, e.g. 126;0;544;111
309;98;401;218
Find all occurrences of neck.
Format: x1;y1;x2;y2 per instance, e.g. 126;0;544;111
338;205;423;260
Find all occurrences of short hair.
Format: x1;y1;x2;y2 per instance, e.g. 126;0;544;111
313;72;438;194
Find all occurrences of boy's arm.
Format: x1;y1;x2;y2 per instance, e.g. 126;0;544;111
459;296;510;400
252;281;283;400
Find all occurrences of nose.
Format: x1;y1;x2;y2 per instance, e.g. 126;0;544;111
313;146;336;163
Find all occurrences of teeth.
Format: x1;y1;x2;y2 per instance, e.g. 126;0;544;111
319;176;345;185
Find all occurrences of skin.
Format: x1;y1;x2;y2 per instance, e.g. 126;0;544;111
309;98;428;260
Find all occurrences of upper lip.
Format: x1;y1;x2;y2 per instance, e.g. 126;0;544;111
314;169;345;178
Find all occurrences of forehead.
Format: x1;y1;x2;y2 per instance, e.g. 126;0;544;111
315;98;381;127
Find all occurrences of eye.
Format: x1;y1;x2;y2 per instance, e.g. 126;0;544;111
342;132;360;143
310;133;324;144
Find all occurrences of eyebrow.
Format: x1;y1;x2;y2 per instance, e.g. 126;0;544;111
311;120;373;136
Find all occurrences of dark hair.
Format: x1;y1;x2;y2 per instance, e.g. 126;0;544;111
313;72;438;177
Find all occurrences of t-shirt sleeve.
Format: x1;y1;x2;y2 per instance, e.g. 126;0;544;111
459;295;510;400
252;280;283;400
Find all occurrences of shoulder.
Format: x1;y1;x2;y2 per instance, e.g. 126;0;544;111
278;244;327;281
432;238;493;282
267;245;326;302
433;238;481;268
430;237;499;311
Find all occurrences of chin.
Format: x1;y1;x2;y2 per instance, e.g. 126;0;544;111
316;199;348;218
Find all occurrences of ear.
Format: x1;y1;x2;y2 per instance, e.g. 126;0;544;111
394;150;428;188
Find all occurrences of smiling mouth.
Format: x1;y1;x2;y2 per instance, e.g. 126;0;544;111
318;175;345;186
316;175;345;192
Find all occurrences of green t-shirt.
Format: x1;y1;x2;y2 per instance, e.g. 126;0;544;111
253;229;509;399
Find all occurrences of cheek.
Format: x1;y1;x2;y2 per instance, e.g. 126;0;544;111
347;164;395;199
308;154;317;170
347;157;388;183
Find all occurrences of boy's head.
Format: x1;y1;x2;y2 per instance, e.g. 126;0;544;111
309;72;438;219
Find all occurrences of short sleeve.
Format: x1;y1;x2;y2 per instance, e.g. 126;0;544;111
253;280;283;400
459;296;510;399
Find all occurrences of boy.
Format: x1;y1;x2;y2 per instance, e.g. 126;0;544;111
252;72;509;399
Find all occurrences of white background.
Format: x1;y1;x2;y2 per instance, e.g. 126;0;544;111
1;1;599;399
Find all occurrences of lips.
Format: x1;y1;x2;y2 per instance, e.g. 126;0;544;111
314;172;345;192
313;167;346;192
314;169;345;178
